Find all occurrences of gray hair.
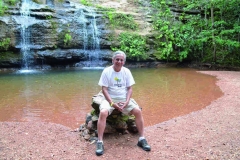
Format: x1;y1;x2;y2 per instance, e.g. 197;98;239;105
112;51;126;61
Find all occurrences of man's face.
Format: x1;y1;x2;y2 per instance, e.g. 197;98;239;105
113;54;125;69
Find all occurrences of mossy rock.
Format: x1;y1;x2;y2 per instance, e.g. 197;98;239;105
90;91;137;133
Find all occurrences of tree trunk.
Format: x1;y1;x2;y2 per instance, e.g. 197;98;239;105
211;5;216;62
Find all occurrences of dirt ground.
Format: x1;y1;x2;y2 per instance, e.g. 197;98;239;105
0;71;240;160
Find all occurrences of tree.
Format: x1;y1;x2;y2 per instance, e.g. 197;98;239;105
151;0;240;66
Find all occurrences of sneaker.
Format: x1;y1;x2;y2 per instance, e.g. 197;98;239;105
95;142;104;156
137;139;151;151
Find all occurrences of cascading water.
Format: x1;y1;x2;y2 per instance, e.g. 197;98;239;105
76;10;88;51
17;1;105;70
87;9;101;61
46;0;54;8
74;8;104;69
20;0;31;70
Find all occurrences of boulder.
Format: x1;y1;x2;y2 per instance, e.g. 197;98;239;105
79;91;138;141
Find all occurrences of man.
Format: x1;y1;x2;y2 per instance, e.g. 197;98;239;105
96;50;151;156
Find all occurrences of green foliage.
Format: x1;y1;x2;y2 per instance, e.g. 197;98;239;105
50;21;57;30
63;24;72;46
103;11;138;30
55;0;64;3
49;20;58;42
0;38;11;50
4;0;18;5
0;0;19;15
46;15;52;20
153;1;184;60
151;0;240;66
0;0;7;15
96;5;115;12
64;33;72;46
112;32;148;61
106;33;115;42
80;0;92;6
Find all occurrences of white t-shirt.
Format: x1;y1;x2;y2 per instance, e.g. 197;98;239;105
98;66;135;99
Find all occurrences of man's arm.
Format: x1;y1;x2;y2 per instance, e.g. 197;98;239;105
126;86;133;104
102;86;112;104
117;86;133;110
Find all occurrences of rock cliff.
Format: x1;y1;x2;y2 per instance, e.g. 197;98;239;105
0;0;157;68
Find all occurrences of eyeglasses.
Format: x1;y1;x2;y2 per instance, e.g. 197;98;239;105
115;58;124;62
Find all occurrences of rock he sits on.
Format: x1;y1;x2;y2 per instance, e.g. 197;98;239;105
79;92;138;141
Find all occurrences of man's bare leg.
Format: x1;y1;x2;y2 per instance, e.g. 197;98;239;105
96;109;108;156
131;107;144;137
97;109;108;141
131;107;151;151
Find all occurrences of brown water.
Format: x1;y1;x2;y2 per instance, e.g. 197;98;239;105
0;68;223;129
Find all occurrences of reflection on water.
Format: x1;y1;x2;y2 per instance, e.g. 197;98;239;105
16;69;43;74
0;68;223;129
132;68;223;126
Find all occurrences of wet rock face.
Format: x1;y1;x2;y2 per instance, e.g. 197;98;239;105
0;1;113;68
79;92;138;141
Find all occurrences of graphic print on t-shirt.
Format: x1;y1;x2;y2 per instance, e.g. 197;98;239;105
114;77;122;87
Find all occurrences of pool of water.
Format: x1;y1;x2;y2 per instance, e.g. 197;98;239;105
0;67;223;129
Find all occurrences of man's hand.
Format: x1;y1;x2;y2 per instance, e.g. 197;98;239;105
113;102;127;112
112;103;122;112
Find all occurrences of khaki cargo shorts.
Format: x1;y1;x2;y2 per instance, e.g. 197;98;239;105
99;97;140;115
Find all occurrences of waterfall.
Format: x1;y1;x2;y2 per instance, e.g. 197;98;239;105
87;9;101;62
46;0;54;7
20;0;31;69
17;1;105;70
77;10;88;51
74;8;104;68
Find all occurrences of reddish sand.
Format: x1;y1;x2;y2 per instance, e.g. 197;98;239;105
0;71;240;159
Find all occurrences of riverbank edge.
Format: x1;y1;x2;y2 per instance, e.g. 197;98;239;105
1;61;240;72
